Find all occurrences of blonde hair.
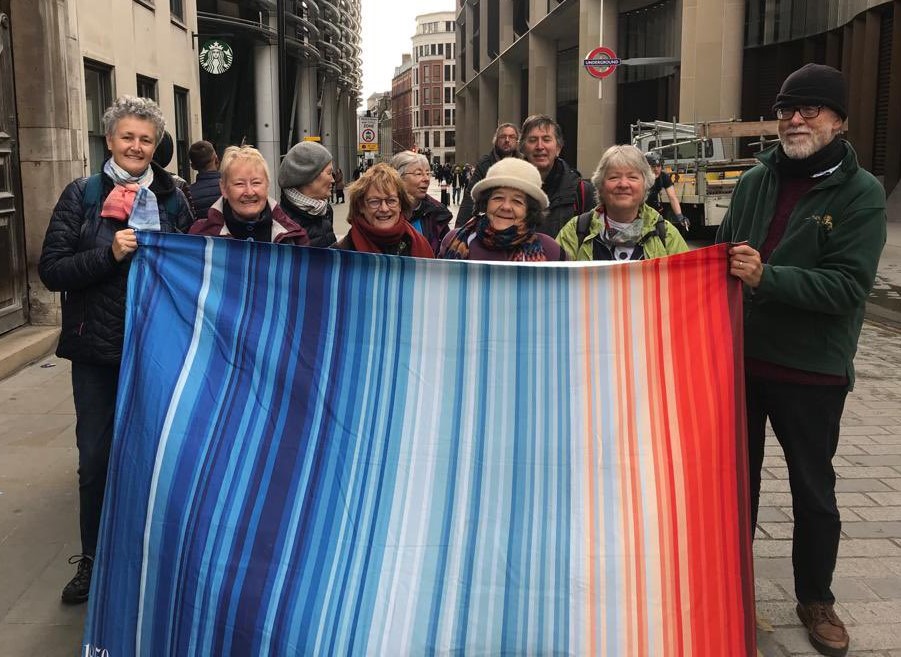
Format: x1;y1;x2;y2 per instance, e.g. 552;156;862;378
219;145;270;184
345;163;413;221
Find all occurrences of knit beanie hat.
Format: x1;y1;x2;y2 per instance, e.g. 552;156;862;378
278;141;333;189
773;63;848;120
470;158;549;209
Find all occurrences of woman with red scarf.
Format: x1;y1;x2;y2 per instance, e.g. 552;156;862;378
332;163;434;257
439;158;568;262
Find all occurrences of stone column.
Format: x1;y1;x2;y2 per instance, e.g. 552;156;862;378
320;76;338;164
576;0;617;174
478;75;498;157
254;29;280;197
295;64;318;142
528;32;556;116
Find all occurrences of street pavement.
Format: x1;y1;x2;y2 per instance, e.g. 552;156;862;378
1;184;900;655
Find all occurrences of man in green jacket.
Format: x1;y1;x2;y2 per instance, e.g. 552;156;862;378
717;63;886;657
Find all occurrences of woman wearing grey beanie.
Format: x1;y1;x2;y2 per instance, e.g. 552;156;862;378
278;141;337;247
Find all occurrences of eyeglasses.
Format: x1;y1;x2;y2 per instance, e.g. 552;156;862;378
402;170;430;178
775;106;823;120
364;196;400;210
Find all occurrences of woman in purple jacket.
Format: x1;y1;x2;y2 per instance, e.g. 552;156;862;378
439;158;568;262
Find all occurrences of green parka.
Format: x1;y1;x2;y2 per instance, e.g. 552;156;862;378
716;141;886;384
556;203;689;261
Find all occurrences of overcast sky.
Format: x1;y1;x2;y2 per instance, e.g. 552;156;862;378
360;0;456;102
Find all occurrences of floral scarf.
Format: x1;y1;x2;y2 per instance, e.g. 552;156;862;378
442;213;548;262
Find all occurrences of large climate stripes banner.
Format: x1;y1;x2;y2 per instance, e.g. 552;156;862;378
84;232;754;656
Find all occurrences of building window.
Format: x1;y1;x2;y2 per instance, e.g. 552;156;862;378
84;60;113;174
433;131;440;148
170;0;184;22
446;131;455;147
444;87;451;104
424;131;429;148
173;86;190;180
424;87;430;104
433;64;441;79
438;43;443;56
433;109;441;126
433;86;440;104
430;43;436;55
414;69;418;84
136;75;157;101
444;109;451;125
445;65;451;82
423;66;430;83
414;89;418;105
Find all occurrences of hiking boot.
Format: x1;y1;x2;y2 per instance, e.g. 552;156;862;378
61;555;93;604
796;602;849;657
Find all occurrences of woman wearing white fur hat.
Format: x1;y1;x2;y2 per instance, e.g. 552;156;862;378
439;158;568;262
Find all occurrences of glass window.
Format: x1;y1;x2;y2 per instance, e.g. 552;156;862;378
170;0;184;22
432;64;440;79
433;131;440;148
438;43;443;56
136;75;157;101
424;87;431;103
84;60;113;174
445;65;451;82
433;109;441;126
444;87;451;104
444;109;451;125
174;86;190;180
446;131;455;147
423;66;430;83
424;131;429;148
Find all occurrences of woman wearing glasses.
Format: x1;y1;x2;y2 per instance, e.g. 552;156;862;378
332;163;434;257
389;150;451;255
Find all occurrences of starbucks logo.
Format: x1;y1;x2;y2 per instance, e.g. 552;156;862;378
199;40;234;75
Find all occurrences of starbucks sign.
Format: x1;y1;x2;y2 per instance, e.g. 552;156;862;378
199;40;234;75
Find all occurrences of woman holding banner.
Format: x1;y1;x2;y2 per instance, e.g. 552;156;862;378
38;95;191;605
332;163;434;257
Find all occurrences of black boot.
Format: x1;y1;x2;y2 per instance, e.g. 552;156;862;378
61;555;93;604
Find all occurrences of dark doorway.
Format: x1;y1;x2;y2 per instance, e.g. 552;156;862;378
0;3;28;334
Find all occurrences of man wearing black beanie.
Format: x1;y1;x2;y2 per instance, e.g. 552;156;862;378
717;63;886;657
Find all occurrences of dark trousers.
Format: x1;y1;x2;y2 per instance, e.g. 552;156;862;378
71;362;120;557
746;376;847;604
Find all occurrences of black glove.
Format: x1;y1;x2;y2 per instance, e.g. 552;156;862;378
675;213;690;231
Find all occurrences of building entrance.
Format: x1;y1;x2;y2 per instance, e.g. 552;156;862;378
0;5;28;334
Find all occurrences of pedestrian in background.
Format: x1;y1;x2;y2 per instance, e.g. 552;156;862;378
717;63;886;657
152;130;194;221
38;95;191;605
333;165;345;204
645;151;689;230
390;150;451;255
333;163;434;257
440;158;566;262
190;145;309;245
455;122;521;227
556;145;688;261
276;141;337;247
188;140;221;220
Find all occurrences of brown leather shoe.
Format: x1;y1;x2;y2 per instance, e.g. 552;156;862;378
796;602;849;657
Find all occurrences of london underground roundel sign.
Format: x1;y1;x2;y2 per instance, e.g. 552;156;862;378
583;46;621;79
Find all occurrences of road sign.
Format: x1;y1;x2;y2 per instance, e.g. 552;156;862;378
358;117;378;153
583;46;621;79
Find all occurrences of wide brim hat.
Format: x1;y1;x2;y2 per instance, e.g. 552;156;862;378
470;157;549;210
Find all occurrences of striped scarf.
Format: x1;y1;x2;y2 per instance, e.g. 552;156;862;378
101;159;160;230
442;213;548;262
283;187;329;216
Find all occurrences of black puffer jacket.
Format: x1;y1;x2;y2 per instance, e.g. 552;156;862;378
279;194;337;247
538;158;596;238
410;194;451;255
38;164;191;365
189;170;221;219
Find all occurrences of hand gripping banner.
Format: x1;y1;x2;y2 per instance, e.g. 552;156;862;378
83;233;754;656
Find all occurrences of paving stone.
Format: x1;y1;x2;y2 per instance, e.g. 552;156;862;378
843;623;901;650
861;575;901;600
868;492;901;506
754;557;795;579
838;492;878;507
861;444;901;455
836;466;901;479
842;522;901;539
759;522;793;540
841;424;889;435
835;478;895;492
836;539;901;557
853;507;901;522
755;578;789;602
885;479;901;492
835;557;901;577
841;601;901;625
761;479;792;493
845;454;901;467
757;507;792;523
830;578;881;601
870;434;901;445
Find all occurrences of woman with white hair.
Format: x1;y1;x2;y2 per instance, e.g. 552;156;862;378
389;150;451;255
556;144;688;261
439;158;567;261
38;95;192;605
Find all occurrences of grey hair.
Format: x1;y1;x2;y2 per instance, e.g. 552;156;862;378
520;114;564;151
102;95;166;144
473;186;547;230
389;150;430;176
590;145;656;200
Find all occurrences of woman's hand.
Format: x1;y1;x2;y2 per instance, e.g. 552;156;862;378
728;244;764;288
111;228;138;262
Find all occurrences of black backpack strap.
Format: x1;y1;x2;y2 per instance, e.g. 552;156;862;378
636;217;668;247
81;173;104;219
575;210;594;247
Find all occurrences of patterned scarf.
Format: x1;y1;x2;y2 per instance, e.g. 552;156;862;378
283;187;329;216
100;158;160;230
442;214;548;262
348;213;434;258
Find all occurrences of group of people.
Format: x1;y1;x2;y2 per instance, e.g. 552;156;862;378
39;62;887;657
